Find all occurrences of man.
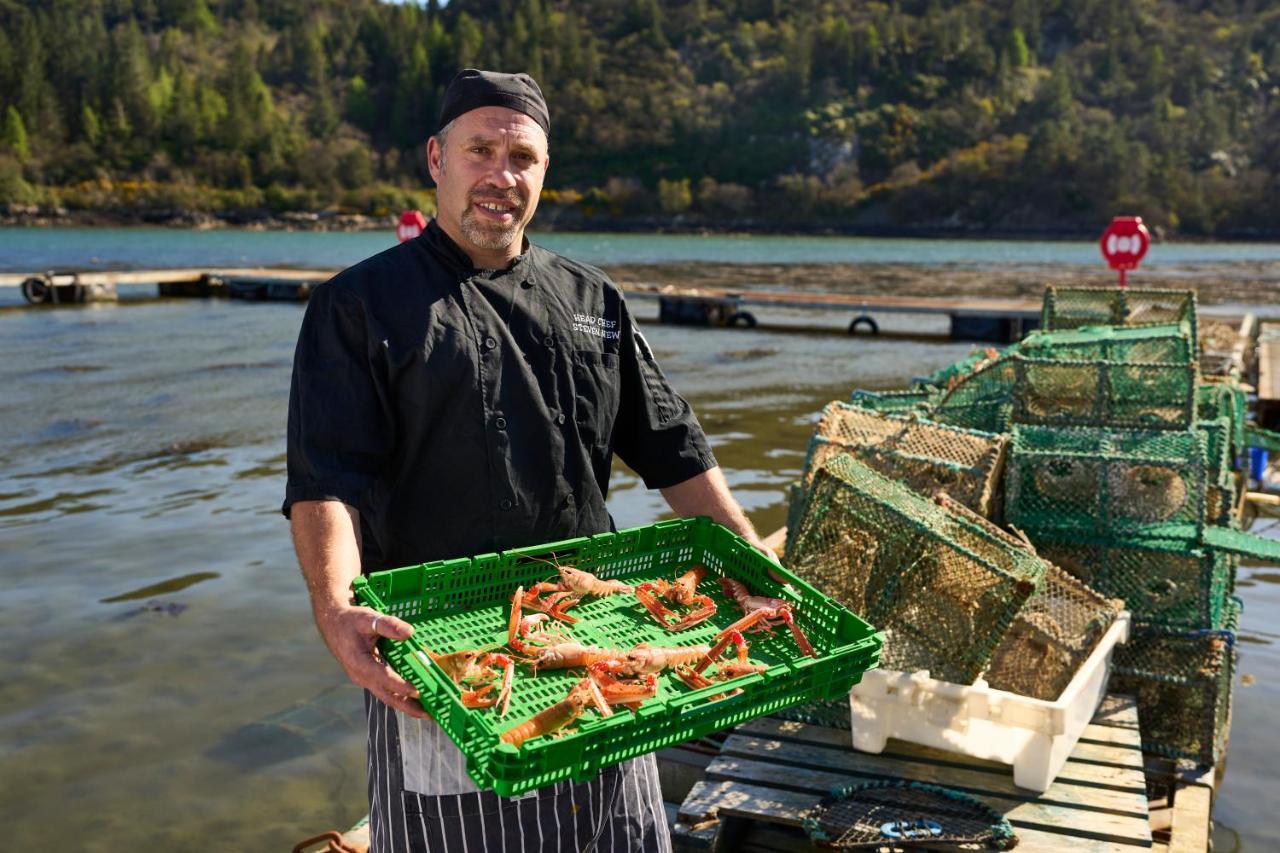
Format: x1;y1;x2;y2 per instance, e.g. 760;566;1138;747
285;69;773;852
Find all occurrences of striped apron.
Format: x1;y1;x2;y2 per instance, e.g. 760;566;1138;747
364;692;672;852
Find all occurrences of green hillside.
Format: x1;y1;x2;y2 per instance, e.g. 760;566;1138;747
2;0;1277;236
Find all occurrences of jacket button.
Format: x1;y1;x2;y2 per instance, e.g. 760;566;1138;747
500;498;513;511
495;416;507;429
484;336;497;350
556;413;566;425
543;336;555;348
565;494;575;505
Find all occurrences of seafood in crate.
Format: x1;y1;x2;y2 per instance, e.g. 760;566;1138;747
353;517;881;795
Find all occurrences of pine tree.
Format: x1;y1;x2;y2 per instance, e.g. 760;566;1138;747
1;106;30;163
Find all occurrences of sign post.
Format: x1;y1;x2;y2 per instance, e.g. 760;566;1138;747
397;209;427;243
1098;216;1150;288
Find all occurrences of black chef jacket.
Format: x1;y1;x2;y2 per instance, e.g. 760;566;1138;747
283;220;717;572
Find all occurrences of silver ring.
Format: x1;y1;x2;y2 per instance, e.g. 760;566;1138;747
371;615;381;634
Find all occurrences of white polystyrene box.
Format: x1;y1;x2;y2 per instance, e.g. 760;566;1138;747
848;611;1130;792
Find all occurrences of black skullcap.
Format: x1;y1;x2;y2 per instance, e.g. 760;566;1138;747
438;69;550;137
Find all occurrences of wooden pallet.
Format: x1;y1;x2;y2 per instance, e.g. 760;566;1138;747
672;694;1153;852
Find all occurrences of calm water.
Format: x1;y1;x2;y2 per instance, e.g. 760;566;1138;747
0;230;1276;850
5;226;1280;273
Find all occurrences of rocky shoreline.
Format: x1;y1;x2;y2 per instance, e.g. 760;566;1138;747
603;261;1280;307
8;203;1280;243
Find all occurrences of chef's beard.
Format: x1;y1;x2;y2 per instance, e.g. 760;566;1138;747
460;189;526;250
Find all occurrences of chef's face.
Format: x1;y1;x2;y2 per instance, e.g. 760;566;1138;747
428;106;550;266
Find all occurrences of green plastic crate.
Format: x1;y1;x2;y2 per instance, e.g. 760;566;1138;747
352;516;882;796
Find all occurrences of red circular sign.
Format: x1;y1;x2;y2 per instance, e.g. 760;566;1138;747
1099;216;1150;271
396;209;427;243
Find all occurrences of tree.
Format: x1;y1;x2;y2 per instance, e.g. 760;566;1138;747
657;178;692;214
1007;28;1029;69
1;107;30;163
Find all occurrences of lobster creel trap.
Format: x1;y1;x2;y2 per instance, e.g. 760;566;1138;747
848;388;935;416
1040;285;1198;341
983;560;1121;702
927;354;1018;434
917;496;1124;702
1004;425;1208;538
802;403;1009;518
802;780;1019;850
1019;322;1196;365
1110;598;1241;766
1033;535;1235;631
788;454;1044;684
1011;356;1198;431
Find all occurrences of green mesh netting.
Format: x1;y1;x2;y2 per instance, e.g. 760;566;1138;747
1197;378;1249;456
1041;286;1198;343
1019;323;1196;365
802;780;1019;850
1110;598;1241;766
849;388;936;415
1012;356;1198;430
928;354;1019;433
982;553;1121;701
1032;536;1235;630
913;347;1005;390
1005;425;1208;538
801;404;1009;518
787;454;1044;684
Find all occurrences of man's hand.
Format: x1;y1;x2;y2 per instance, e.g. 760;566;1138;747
314;604;429;718
291;499;429;719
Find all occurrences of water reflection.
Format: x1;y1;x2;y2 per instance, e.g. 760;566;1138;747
100;571;221;602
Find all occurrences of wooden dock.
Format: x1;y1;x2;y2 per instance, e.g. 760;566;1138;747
672;695;1155;852
624;284;1042;341
1;267;1048;342
1259;321;1280;430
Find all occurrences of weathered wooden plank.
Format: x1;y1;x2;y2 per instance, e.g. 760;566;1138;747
1259;333;1280;402
685;778;1146;852
1167;786;1212;853
708;754;1151;846
723;731;1147;800
667;799;719;852
1094;695;1142;731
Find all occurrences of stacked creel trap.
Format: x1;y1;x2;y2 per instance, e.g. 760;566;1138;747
784;402;1010;557
788;453;1046;684
781;447;1126;790
830;284;1280;773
